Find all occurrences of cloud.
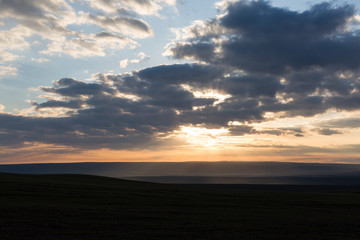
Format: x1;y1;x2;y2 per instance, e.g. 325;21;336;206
220;74;282;98
33;99;85;110
137;52;149;60
2;56;360;150
137;63;224;86
86;0;176;16
168;1;360;119
130;52;150;63
0;0;74;62
1;1;360;152
120;52;150;68
228;125;304;137
314;128;343;136
168;1;360;74
0;0;175;70
39;77;109;97
0;26;32;66
120;59;129;68
0;50;20;64
31;58;50;63
0;64;219;148
0;65;17;78
81;13;152;38
317;117;360;129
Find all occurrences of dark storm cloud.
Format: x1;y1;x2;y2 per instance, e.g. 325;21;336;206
169;1;360;121
171;42;217;64
284;70;356;96
314;128;343;136
257;95;327;118
229;125;304;137
262;127;304;137
40;78;113;97
0;108;175;150
170;1;360;74
142;84;214;110
228;125;304;137
228;125;254;136
220;1;353;39
0;114;73;147
137;63;224;86
1;64;225;148
33;100;85;109
327;95;360;111
220;75;282;98
106;65;220;110
179;98;264;127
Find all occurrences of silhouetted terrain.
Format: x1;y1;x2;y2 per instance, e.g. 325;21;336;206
127;174;360;185
1;172;360;239
1;162;360;184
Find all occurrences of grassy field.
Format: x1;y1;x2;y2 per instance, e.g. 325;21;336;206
0;172;360;239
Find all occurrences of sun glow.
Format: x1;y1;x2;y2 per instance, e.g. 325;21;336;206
175;126;229;148
181;84;231;105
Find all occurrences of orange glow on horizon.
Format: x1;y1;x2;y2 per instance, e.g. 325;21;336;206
1;143;358;164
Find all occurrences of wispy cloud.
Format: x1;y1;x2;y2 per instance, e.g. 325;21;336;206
0;0;176;78
119;59;129;69
31;58;50;63
0;65;17;78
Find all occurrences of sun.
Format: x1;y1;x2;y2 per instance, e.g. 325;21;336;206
175;126;229;148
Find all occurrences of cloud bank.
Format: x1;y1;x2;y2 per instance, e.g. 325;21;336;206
1;0;360;156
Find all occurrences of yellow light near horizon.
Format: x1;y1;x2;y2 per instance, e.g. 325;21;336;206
175;126;229;148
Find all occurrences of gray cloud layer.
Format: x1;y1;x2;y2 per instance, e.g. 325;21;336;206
1;0;360;150
170;1;360;74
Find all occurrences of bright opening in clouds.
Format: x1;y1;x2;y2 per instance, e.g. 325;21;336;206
0;0;360;163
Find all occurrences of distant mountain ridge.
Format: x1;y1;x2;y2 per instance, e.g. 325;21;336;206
1;162;360;184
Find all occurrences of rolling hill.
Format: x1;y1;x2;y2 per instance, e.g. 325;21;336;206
1;172;360;239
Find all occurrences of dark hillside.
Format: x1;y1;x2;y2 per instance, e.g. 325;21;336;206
1;172;360;239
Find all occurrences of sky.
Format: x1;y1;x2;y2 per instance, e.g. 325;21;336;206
0;0;360;164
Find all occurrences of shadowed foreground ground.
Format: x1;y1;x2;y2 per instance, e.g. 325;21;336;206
0;173;360;240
